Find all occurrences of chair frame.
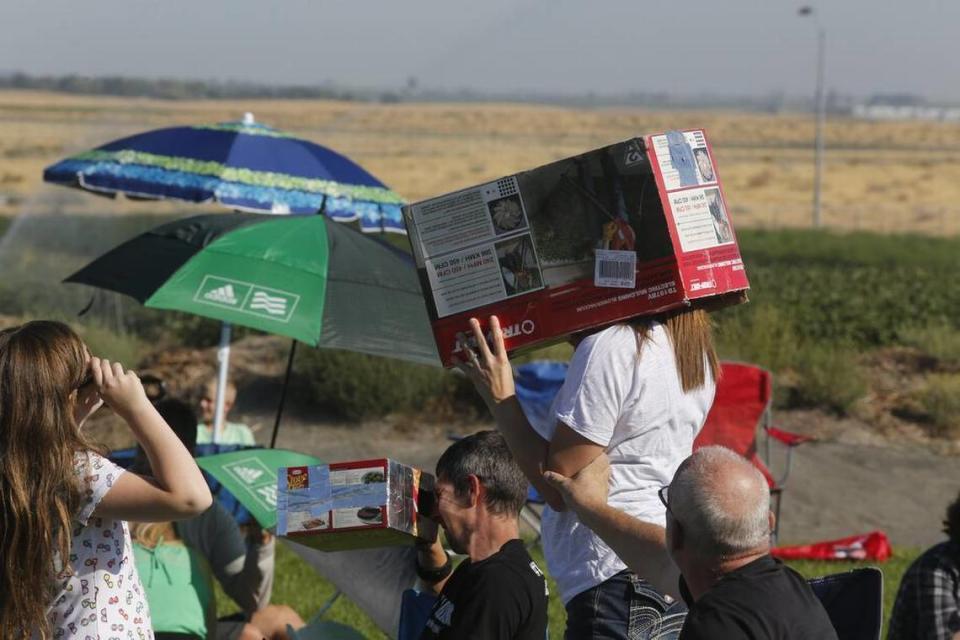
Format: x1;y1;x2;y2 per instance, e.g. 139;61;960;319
698;361;816;544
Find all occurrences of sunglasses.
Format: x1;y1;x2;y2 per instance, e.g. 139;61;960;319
658;485;673;517
658;484;686;531
77;373;95;391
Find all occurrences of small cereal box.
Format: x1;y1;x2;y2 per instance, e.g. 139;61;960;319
277;458;438;552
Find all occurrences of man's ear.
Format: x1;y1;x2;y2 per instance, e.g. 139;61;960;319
467;474;483;509
667;516;684;553
768;510;776;536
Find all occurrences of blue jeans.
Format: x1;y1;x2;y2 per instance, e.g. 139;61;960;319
564;571;687;640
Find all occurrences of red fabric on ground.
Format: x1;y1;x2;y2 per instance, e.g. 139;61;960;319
771;530;893;562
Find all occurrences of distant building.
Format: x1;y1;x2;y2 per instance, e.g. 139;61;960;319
852;94;960;122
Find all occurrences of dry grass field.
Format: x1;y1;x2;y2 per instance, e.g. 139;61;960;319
2;89;960;235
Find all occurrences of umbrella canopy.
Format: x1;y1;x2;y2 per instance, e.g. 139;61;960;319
43;114;406;233
65;212;439;365
196;448;322;529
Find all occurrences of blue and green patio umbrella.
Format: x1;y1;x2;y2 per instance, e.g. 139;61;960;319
43;113;406;233
65;212;439;444
46;114;412;439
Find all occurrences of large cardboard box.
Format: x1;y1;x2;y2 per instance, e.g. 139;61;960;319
403;129;749;366
276;459;438;551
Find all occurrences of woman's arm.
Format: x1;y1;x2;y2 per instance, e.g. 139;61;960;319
90;358;212;521
458;316;604;511
543;456;679;599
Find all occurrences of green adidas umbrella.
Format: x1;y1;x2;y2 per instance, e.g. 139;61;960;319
196;448;322;529
66;213;439;442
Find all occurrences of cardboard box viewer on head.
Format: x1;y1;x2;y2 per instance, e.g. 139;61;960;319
402;128;748;366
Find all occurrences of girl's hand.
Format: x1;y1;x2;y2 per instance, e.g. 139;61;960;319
90;357;150;419
453;316;516;409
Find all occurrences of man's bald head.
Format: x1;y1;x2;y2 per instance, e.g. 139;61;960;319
669;446;771;560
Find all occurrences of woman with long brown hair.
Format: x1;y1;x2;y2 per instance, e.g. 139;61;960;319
0;320;212;639
456;307;719;639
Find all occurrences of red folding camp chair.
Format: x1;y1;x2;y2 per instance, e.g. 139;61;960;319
693;362;815;543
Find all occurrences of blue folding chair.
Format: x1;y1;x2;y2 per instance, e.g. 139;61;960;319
514;360;568;545
807;567;883;640
397;589;438;640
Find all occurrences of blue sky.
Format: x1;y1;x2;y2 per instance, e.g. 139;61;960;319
3;0;957;101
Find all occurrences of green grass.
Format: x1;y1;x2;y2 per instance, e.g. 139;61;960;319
915;374;960;438
730;229;960;349
2;217;959;422
217;543;919;639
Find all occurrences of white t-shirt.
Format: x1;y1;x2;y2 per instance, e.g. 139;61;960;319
534;323;715;604
41;453;153;640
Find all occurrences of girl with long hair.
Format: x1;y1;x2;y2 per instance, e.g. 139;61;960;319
0;321;212;639
457;307;719;639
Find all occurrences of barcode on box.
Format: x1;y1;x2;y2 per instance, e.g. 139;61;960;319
594;249;637;289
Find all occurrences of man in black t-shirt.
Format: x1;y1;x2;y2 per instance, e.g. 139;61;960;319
415;431;548;640
544;446;838;639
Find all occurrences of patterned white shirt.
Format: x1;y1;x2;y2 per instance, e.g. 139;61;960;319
41;453;153;640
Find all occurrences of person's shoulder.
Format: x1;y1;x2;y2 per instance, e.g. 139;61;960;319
573;324;638;364
642;320;674;353
913;540;960;574
681;603;751;639
226;421;256;443
73;450;125;483
479;542;547;592
701;559;837;637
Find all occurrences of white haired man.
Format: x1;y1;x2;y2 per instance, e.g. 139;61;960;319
545;446;837;639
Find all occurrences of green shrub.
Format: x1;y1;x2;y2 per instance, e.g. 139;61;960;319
74;321;147;366
790;343;867;415
915;374;960;438
736;229;960;349
512;340;574;365
899;320;960;367
714;304;801;373
294;348;460;420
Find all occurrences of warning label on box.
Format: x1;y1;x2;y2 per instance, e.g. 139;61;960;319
668;187;734;252
411;177;544;318
409;177;532;258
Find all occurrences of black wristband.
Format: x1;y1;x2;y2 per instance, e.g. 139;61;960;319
416;555;453;583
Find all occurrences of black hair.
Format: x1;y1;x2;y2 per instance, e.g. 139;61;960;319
945;492;960;544
131;397;198;475
435;430;528;516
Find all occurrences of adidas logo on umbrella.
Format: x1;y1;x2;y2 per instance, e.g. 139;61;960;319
204;284;239;305
250;291;288;315
231;465;265;485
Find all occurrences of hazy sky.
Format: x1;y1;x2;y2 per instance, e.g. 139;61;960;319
3;0;957;101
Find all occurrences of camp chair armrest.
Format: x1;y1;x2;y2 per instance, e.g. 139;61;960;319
767;426;816;448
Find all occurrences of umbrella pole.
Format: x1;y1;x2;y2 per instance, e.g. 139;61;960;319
270;340;298;449
213;322;232;444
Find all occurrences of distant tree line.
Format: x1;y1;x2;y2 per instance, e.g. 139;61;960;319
0;72;793;110
5;71;938;114
0;72;358;101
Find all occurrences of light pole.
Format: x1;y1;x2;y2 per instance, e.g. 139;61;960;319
798;6;826;228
